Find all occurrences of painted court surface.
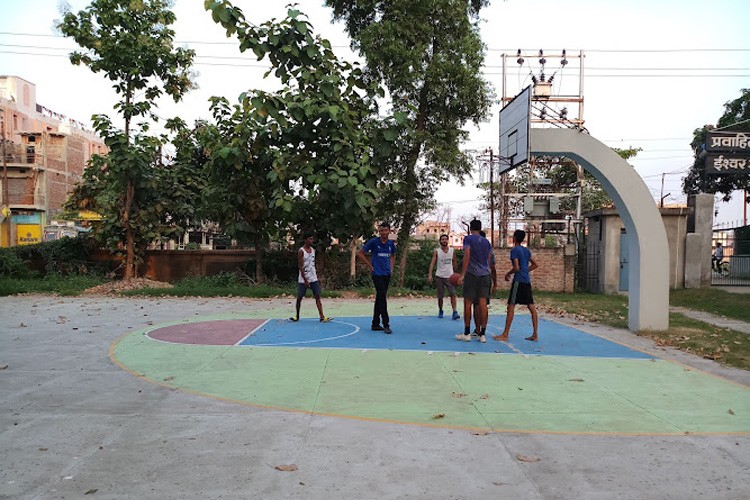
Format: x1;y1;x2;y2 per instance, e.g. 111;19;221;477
112;304;750;436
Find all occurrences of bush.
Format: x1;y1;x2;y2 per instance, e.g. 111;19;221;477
0;248;32;278
10;236;96;276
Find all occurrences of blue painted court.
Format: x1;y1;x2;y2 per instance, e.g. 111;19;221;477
239;315;653;359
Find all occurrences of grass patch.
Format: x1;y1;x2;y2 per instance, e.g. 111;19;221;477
637;313;750;370
535;291;629;329
0;274;107;296
670;288;750;322
535;290;750;371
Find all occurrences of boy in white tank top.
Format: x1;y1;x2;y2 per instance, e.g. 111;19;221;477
427;234;460;320
290;232;332;323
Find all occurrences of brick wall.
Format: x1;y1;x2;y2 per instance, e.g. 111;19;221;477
492;246;574;293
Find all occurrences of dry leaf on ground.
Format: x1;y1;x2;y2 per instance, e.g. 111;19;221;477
515;454;541;463
432;413;445;419
274;464;298;472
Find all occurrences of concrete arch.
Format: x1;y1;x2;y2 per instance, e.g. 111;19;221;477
530;128;669;331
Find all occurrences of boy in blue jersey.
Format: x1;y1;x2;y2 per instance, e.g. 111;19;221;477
455;219;493;343
493;229;539;342
358;222;397;334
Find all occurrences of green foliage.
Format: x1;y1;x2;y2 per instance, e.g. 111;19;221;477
324;0;493;283
58;0;196;279
2;236;95;276
190;2;391;279
0;248;32;278
682;89;750;201
58;0;195;130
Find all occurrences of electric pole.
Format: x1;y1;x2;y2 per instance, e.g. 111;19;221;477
1;114;10;247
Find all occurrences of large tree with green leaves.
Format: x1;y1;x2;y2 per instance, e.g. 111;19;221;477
58;0;195;278
325;0;493;285
683;89;750;203
200;1;392;279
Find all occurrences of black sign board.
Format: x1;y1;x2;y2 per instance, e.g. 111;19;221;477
705;153;749;174
705;131;750;153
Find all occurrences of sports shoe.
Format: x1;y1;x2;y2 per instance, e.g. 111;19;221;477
438;310;444;318
478;335;487;343
384;326;392;334
455;334;472;342
289;317;299;322
320;317;333;323
452;311;460;320
371;325;384;331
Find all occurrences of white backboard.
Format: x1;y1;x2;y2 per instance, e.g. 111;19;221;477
498;85;531;174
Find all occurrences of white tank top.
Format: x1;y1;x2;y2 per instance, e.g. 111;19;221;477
435;246;454;278
298;247;318;283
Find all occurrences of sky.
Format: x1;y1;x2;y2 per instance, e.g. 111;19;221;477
1;0;748;229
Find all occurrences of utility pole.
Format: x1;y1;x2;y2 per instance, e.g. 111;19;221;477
1;114;10;247
488;147;494;248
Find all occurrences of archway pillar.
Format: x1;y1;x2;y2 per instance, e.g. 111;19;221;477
530;128;669;331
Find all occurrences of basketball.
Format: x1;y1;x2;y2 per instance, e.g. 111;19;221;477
449;273;461;286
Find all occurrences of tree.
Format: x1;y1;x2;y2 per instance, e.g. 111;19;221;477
683;89;750;202
200;1;391;280
325;0;493;285
58;0;195;278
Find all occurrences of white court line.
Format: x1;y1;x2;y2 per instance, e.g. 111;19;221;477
248;319;360;346
235;319;271;346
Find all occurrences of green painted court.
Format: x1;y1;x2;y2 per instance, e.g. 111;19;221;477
111;302;750;435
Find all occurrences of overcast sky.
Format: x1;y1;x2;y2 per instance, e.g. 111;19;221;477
1;0;748;228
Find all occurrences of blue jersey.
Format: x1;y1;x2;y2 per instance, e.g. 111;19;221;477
510;245;532;283
363;237;396;276
463;234;491;277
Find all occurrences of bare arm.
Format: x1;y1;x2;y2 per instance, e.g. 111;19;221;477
458;247;470;285
427;250;437;283
529;256;539;273
505;258;520;281
357;248;374;273
297;249;308;285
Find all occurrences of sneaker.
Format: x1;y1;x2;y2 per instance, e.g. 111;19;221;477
478;335;487;343
371;325;384;331
384;326;392;334
438;310;444;319
455;334;472;342
289;317;299;322
471;329;478;337
452;311;460;320
320;317;333;323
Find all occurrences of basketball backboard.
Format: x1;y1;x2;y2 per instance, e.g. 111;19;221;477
498;85;531;174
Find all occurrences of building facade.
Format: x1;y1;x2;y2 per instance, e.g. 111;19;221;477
0;75;107;246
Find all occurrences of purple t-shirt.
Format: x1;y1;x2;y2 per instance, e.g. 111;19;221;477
463;234;491;277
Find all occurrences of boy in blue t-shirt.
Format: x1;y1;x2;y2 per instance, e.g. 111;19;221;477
357;222;397;334
493;229;540;342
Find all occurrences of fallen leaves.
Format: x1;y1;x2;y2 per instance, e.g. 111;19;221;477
432;413;445;420
451;392;467;398
274;464;298;472
728;409;735;415
515;454;541;463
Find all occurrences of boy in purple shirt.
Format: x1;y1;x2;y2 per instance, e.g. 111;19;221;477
456;219;493;343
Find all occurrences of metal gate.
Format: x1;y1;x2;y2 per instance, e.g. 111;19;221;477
711;227;750;286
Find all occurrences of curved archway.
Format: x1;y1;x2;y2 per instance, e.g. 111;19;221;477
530;128;669;331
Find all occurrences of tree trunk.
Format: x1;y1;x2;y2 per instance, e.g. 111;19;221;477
349;238;357;283
123;180;136;279
254;238;265;283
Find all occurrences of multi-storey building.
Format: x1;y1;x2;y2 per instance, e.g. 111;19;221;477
0;75;107;246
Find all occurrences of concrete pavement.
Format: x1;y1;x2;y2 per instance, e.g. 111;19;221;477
1;295;748;499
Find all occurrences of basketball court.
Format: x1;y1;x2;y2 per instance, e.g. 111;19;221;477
111;303;749;436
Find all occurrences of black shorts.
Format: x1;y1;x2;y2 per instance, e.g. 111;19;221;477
297;281;322;298
463;273;491;301
508;281;534;305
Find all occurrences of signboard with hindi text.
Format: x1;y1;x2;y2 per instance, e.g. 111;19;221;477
705;153;749;174
704;130;750;175
705;131;749;153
